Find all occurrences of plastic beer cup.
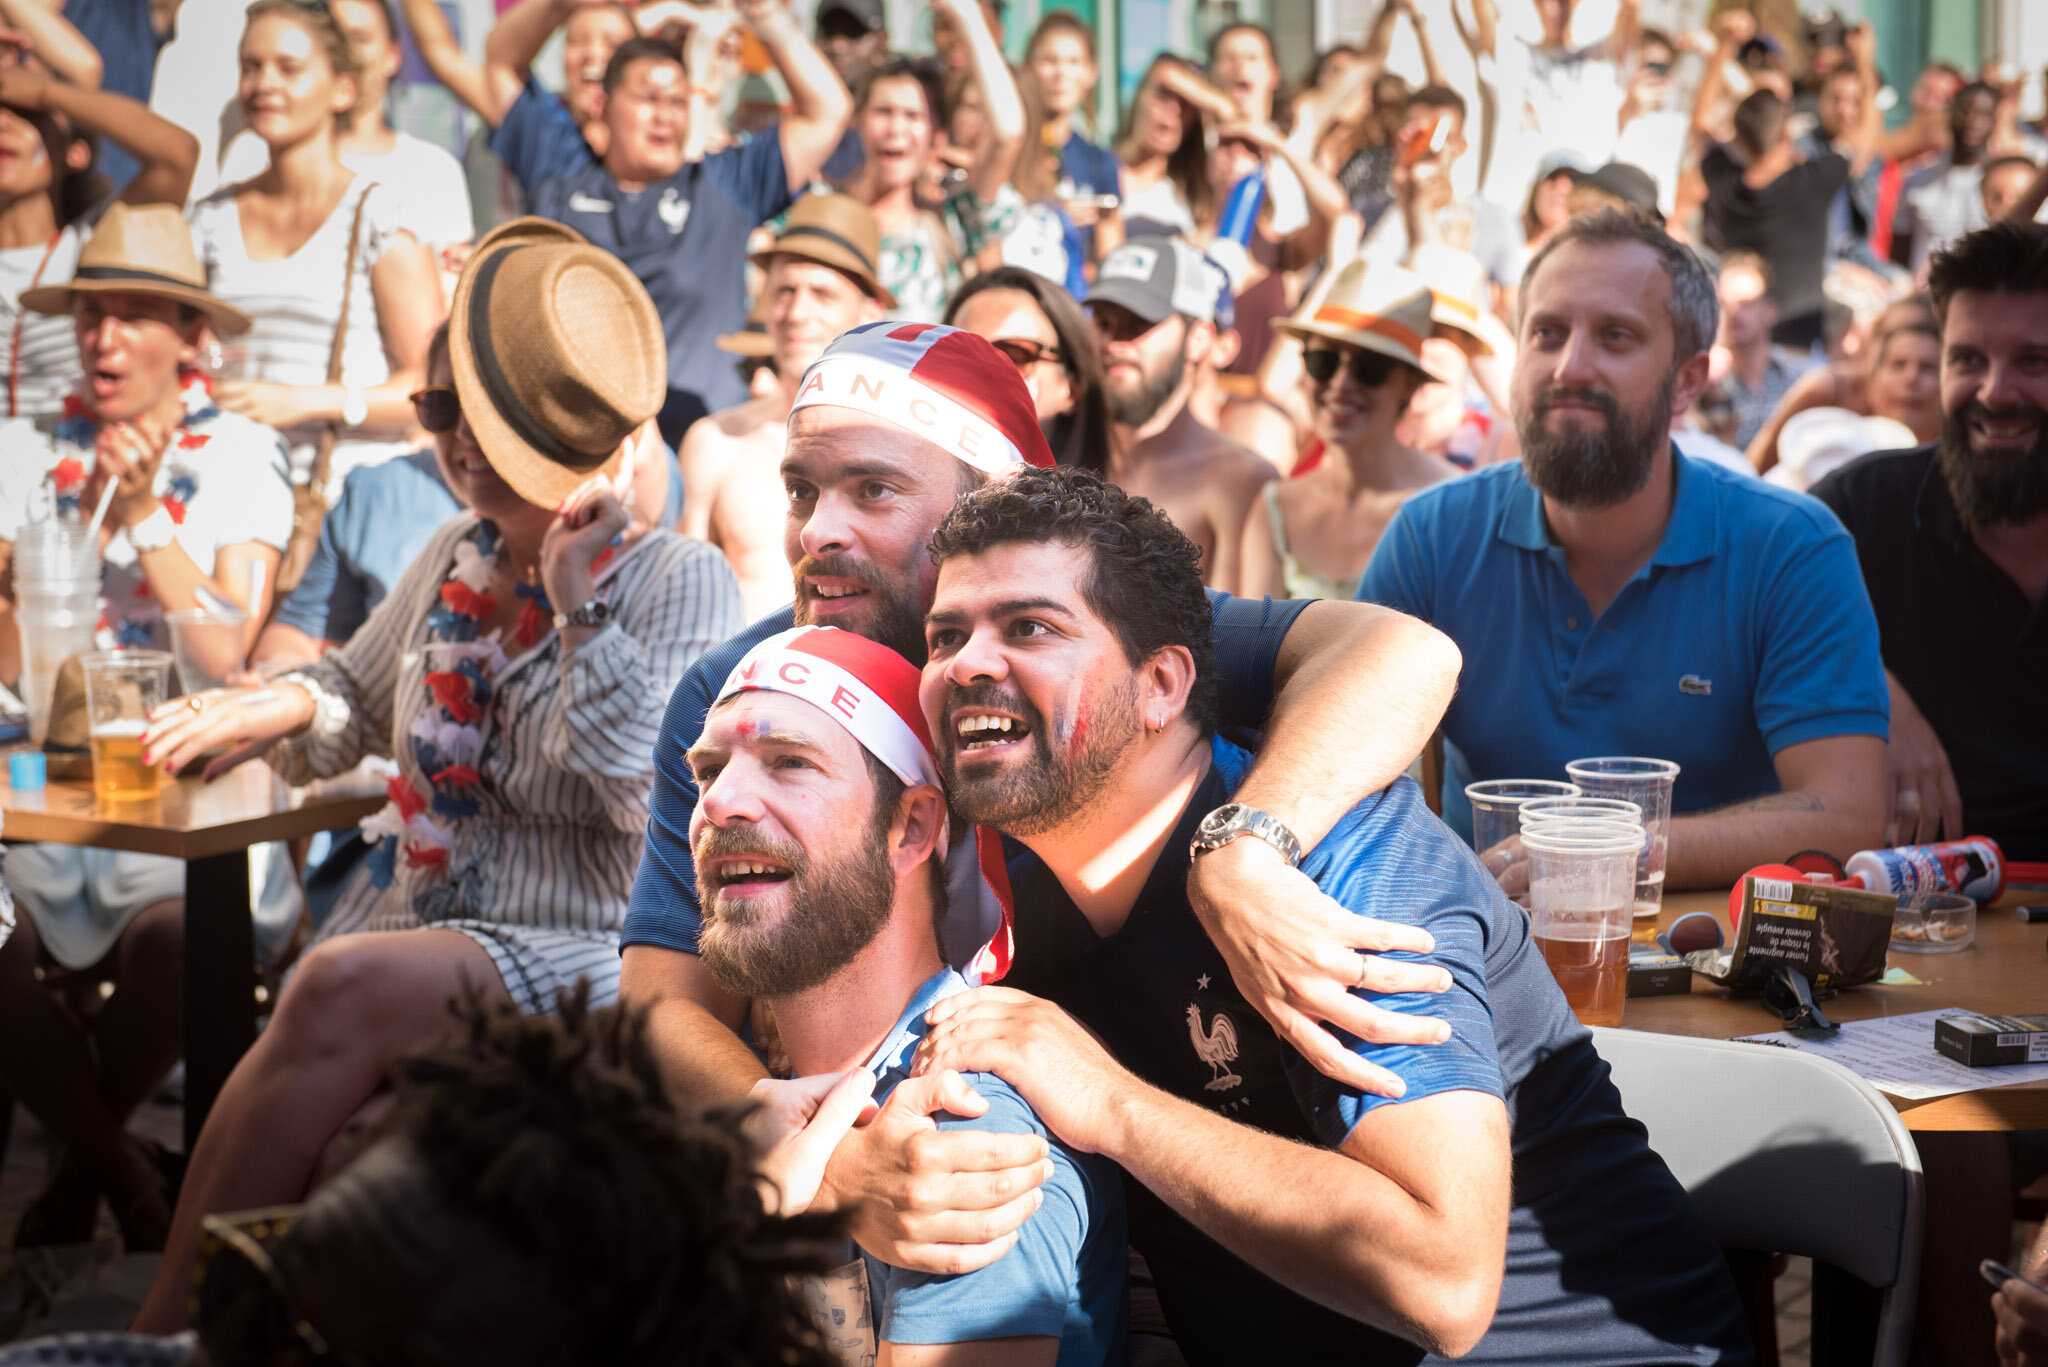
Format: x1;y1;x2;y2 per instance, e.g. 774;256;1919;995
1565;757;1680;944
1523;822;1644;1028
81;651;173;801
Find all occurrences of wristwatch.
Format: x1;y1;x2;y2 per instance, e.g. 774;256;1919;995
553;598;613;630
1190;802;1303;868
126;504;178;553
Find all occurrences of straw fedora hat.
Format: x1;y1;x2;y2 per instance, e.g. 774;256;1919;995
748;192;896;308
1276;260;1444;385
1407;243;1517;360
21;203;251;336
448;217;667;509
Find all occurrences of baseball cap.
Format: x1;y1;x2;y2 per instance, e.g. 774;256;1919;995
816;0;884;34
1569;161;1663;221
1085;237;1225;326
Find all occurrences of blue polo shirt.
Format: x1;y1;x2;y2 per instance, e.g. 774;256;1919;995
1358;452;1888;842
622;591;1311;954
1000;738;1751;1364
531;135;794;443
859;970;1127;1363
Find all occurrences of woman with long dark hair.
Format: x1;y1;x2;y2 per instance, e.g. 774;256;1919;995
945;265;1113;473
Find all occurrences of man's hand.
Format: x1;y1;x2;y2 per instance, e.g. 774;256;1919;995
1844;21;1876;70
816;1067;1051;1275
1993;1269;2048;1365
1885;673;1963;845
1186;838;1450;1100
914;987;1138;1154
748;1069;878;1216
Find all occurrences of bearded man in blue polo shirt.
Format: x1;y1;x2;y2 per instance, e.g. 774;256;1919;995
529;3;850;443
1359;208;1888;888
913;466;1751;1365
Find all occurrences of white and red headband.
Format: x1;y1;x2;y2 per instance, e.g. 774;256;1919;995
788;321;1057;476
714;626;1016;982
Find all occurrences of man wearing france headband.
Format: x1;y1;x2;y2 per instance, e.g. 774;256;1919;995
620;312;1466;1283
687;626;1126;1364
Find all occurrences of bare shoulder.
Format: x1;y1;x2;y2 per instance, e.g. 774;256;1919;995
1202;431;1282;494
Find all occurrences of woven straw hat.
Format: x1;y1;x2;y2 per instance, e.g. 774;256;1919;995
448;217;667;509
21;203;251;336
1407;243;1517;360
1276;260;1445;384
749;192;896;308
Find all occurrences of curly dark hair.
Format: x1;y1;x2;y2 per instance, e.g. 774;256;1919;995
928;466;1218;734
368;987;845;1367
1927;220;2048;325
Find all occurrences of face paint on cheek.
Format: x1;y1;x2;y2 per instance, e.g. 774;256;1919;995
1066;696;1089;752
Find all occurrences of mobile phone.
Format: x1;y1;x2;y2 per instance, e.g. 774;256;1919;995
1982;1259;2048;1293
1398;113;1449;168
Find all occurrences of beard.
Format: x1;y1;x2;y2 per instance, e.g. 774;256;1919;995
695;804;898;1000
1936;399;2048;529
791;550;930;662
1106;343;1187;427
1516;373;1673;509
938;676;1142;838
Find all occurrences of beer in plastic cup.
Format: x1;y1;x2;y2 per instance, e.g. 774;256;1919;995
81;651;172;801
1565;757;1680;944
1523;822;1643;1027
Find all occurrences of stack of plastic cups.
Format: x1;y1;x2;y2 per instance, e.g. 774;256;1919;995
13;518;100;744
1520;819;1646;1028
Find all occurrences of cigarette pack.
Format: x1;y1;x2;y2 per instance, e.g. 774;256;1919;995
1627;945;1691;997
1933;1013;2048;1067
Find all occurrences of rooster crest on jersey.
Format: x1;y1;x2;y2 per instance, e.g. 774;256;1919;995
787;321;1057;475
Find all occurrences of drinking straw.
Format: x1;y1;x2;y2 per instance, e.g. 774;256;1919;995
82;478;118;556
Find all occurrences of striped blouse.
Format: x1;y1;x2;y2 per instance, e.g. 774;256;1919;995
0;225;84;420
269;515;743;939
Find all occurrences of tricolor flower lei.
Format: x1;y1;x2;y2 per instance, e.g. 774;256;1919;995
362;519;556;893
50;373;214;524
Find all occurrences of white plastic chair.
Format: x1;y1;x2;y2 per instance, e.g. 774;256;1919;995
1590;1027;1925;1367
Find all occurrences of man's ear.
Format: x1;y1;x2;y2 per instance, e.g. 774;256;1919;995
1207;326;1242;371
1671;347;1714;420
1183;317;1216;368
891;784;949;875
1139;644;1197;732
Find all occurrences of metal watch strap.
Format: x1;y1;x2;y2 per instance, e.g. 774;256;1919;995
553;599;612;630
1191;802;1303;868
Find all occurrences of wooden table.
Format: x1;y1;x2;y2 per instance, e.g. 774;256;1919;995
1625;888;2048;1132
0;758;383;1147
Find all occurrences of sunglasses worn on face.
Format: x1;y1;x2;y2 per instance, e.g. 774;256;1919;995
1303;346;1401;388
193;1207;370;1367
989;337;1064;372
410;385;461;434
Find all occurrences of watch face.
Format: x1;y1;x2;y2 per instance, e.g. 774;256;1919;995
1200;804;1242;840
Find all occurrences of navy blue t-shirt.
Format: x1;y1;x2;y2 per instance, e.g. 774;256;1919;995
622;591;1311;953
1001;738;1752;1366
66;0;171;191
271;450;460;645
531;134;794;443
489;79;600;195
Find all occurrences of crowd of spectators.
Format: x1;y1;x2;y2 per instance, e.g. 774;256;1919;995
0;0;2042;1363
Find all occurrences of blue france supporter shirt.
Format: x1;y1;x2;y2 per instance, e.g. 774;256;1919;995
622;591;1311;954
1358;451;1888;842
490;79;600;194
530;133;795;441
859;970;1127;1363
1001;738;1752;1365
271;450;460;645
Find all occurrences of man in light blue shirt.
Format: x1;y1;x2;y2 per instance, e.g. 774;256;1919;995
1360;208;1887;890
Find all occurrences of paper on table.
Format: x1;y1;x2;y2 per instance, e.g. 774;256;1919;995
1735;1009;2048;1101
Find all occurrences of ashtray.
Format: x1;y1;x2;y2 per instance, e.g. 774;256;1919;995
1890;892;1976;953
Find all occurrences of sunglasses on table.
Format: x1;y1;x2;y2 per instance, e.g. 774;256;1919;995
988;337;1064;372
193;1206;370;1367
410;385;461;434
1302;346;1403;388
